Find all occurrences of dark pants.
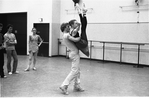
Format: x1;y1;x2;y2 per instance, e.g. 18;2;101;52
75;14;89;57
0;49;5;77
80;14;88;42
6;50;18;73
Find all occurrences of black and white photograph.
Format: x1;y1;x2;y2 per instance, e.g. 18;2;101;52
0;0;149;98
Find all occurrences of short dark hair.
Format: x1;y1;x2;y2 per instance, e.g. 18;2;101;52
60;23;69;32
69;19;76;27
0;23;3;27
7;24;13;30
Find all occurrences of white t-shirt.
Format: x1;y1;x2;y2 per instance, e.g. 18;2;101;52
4;33;16;50
62;33;78;54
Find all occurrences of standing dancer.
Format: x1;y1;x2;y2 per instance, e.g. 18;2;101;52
69;2;89;57
0;23;7;78
25;27;43;71
59;23;85;95
4;24;19;75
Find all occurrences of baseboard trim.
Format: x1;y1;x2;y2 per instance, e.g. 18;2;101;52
56;55;149;68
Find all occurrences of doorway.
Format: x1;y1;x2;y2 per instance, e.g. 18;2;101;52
34;23;49;57
0;12;27;55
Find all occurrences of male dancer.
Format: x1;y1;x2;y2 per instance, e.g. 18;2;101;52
59;22;85;95
59;1;88;95
4;24;19;75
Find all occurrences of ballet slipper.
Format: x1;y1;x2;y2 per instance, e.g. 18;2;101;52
25;66;30;71
1;75;7;78
59;85;69;95
32;67;37;71
12;71;19;74
25;68;30;71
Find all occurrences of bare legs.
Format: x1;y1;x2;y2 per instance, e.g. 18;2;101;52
25;51;37;71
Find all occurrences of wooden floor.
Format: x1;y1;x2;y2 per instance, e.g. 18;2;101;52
1;55;149;97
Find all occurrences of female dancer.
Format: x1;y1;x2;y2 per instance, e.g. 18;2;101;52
25;27;43;71
69;2;89;57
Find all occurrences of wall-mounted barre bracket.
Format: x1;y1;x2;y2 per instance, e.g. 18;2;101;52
119;4;149;11
65;8;93;14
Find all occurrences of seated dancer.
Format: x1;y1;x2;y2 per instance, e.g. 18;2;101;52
69;1;89;57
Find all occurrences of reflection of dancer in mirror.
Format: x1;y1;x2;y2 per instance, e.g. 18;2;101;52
69;1;89;57
25;28;43;71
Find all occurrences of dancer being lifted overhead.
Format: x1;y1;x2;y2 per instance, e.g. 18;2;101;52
69;1;89;57
59;1;88;95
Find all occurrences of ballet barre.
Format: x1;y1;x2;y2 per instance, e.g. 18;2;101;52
58;39;149;68
89;40;149;68
119;4;149;11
